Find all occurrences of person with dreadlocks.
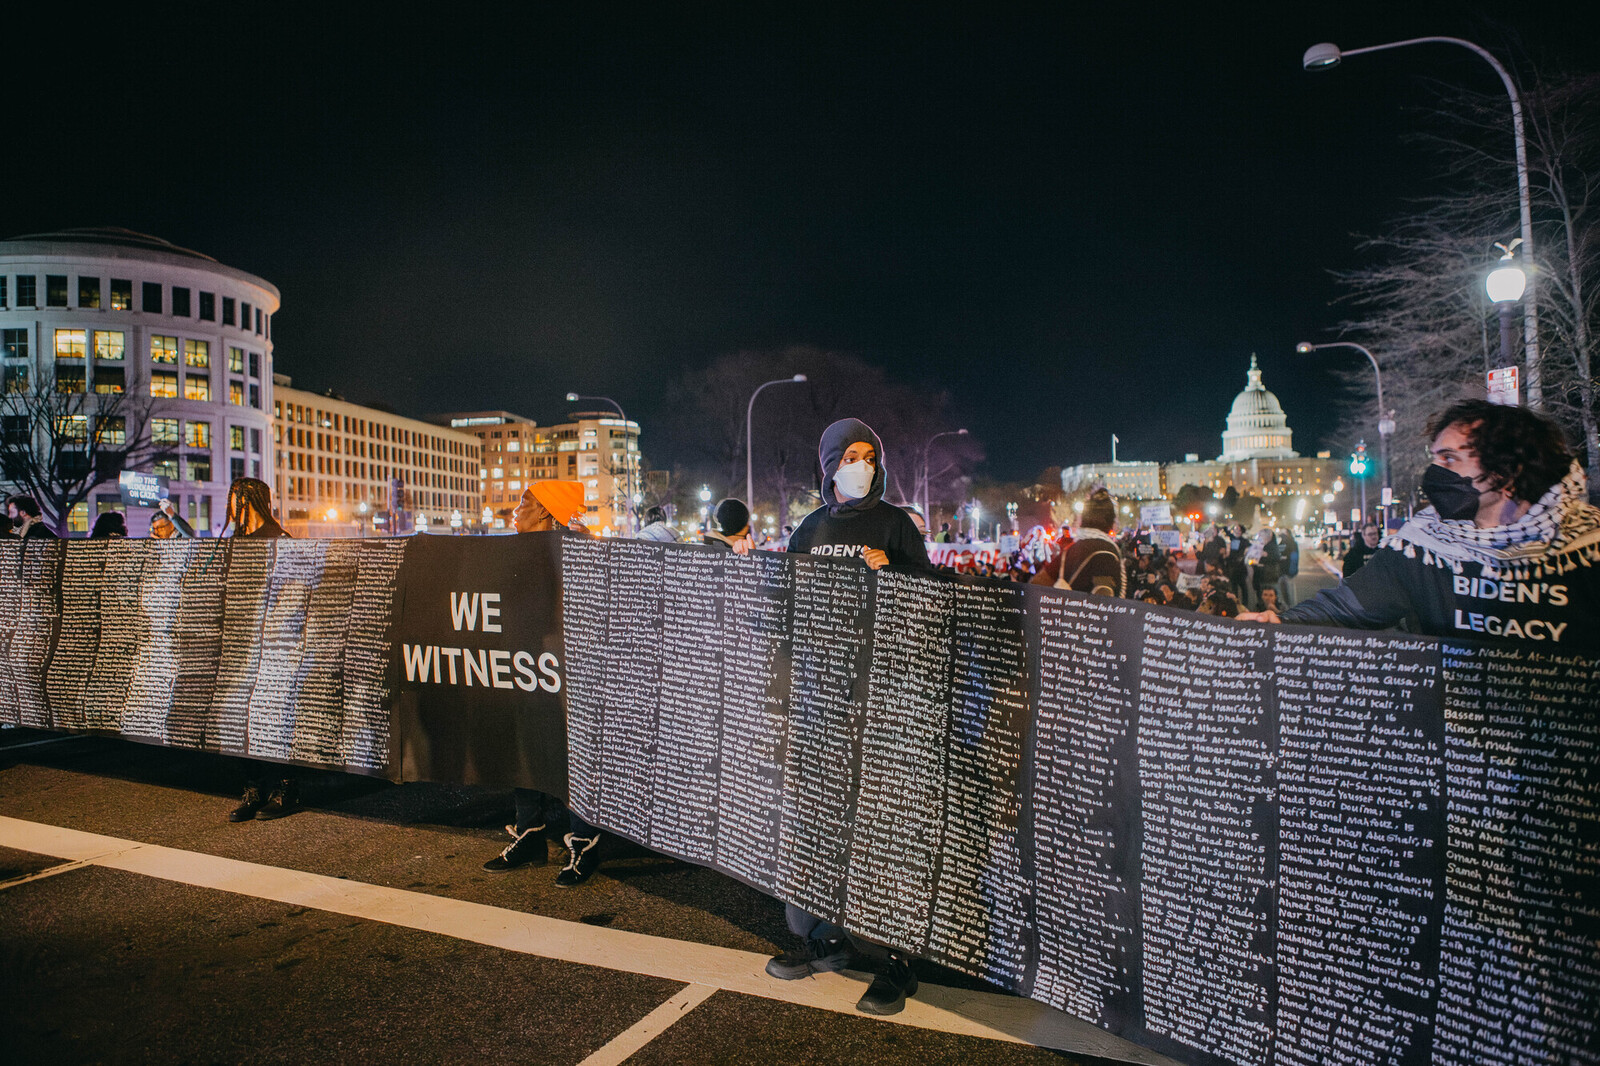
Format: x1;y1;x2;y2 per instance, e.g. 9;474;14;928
224;478;300;821
1242;400;1600;652
226;477;289;538
738;417;932;1016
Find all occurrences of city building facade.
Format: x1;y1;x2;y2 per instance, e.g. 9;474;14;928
0;228;275;534
437;410;642;534
274;378;481;537
1062;356;1338;519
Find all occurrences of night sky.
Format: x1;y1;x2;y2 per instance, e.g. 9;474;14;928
6;3;1595;481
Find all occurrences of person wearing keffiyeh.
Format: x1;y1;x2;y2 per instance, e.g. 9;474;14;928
1244;400;1600;651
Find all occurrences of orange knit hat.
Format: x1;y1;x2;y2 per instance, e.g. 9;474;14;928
529;480;588;526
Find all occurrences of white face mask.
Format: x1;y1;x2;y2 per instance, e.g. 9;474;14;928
833;459;875;501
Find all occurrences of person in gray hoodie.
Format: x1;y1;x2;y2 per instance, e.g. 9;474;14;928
749;417;929;1016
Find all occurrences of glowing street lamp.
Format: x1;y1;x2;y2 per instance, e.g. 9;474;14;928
1303;35;1541;405
1486;245;1528;369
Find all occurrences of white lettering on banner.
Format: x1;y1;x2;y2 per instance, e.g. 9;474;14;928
1451;575;1569;606
403;645;563;693
809;544;864;558
449;591;505;632
1452;611;1568;642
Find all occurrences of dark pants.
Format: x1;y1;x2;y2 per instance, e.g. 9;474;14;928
513;787;597;838
786;905;893;963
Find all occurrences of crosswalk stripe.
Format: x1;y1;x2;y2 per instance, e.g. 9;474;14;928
0;815;1176;1064
575;983;718;1066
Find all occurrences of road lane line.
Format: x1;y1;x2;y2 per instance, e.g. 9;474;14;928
575;983;717;1066
0;816;1177;1064
0;857;96;890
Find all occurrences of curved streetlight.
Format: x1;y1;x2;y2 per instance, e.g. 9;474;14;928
745;375;807;508
921;429;968;528
1297;341;1395;512
1303;37;1540;406
567;392;636;533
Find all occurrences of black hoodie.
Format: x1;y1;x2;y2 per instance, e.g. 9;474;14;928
786;417;930;569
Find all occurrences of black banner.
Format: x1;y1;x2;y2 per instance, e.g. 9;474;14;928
559;537;1599;1066
391;533;567;793
3;535;1596;1066
0;538;404;775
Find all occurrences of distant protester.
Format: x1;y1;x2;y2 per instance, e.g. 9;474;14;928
704;498;750;551
149;499;196;539
635;505;678;542
7;496;57;539
89;512;128;539
1031;488;1123;595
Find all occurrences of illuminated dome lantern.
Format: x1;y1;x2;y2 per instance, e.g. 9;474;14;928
1219;355;1299;461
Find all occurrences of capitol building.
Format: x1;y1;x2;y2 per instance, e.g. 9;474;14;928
1062;355;1336;515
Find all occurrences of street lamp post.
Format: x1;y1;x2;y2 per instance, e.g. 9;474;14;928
1486;248;1528;370
921;429;969;527
745;375;807;509
567;392;635;534
1297;341;1393;514
1303;37;1541;406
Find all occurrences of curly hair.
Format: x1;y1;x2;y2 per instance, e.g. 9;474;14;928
226;477;276;530
1427;400;1573;504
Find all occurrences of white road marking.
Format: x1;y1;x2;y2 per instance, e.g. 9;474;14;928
0;734;91;752
0;815;1177;1064
0;857;95;890
575;983;718;1066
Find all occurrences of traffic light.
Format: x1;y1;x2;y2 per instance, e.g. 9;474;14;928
1349;441;1369;477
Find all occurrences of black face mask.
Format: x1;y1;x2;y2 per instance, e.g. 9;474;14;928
1421;464;1483;520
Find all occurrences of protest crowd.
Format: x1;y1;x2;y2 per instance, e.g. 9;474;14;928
4;397;1597;1024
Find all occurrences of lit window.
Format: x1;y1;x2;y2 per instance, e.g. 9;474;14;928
93;331;125;360
110;279;132;310
229;381;244;406
153;455;178;478
186;455;211;482
55;366;86;393
151;335;178;363
182;376;209;401
4;365;28;393
506;441;520;452
55;329;87;358
185;421;211;448
491;467;503;478
230;426;245;451
2;328;28;360
97;416;126;446
152;419;179;445
67;502;90;534
228;346;245;373
56;414;89;441
93;367;125;394
185;340;209;368
507;480;521;491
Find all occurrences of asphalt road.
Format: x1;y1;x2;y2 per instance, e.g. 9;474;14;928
0;730;1180;1066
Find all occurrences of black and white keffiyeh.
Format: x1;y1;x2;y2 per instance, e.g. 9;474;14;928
1387;462;1600;580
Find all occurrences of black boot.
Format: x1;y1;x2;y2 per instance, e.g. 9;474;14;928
228;784;266;823
255;779;300;820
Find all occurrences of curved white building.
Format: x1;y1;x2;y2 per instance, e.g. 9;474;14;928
0;228;277;534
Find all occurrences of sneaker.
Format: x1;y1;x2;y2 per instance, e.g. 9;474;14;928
856;954;918;1016
482;824;547;871
554;832;602;887
765;937;857;980
228;784;265;823
254;779;299;821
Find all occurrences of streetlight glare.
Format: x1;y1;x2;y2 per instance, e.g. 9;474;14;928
1302;42;1343;69
792;374;807;382
1294;341;1314;354
565;392;579;402
1486;264;1527;303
